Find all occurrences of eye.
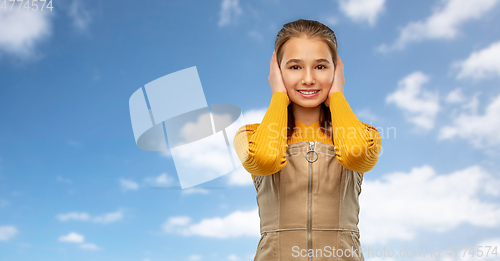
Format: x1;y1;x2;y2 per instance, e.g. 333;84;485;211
289;65;328;70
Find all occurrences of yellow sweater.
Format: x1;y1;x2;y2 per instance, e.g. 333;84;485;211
233;91;382;180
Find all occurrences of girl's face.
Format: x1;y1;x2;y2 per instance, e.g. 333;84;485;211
279;37;335;108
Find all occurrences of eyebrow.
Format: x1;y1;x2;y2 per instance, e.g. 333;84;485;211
285;59;331;66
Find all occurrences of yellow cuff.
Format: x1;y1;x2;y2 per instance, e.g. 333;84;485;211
273;91;290;105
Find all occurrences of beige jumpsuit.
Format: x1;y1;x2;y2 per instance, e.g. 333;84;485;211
252;141;364;261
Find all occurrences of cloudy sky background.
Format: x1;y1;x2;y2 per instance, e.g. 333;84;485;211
1;0;500;260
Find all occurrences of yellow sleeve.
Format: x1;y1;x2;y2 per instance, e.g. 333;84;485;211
329;91;382;173
233;92;290;179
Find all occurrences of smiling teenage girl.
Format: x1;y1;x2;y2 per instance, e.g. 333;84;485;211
234;19;382;261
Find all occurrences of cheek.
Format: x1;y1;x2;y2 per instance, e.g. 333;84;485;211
319;73;333;83
282;73;297;89
320;76;333;89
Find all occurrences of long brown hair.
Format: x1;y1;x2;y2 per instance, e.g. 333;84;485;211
274;19;339;141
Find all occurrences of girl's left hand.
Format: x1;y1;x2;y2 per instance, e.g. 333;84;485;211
325;52;345;107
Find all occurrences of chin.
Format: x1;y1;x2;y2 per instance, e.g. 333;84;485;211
292;100;324;108
291;96;329;108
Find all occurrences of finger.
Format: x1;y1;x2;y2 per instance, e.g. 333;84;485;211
272;57;278;73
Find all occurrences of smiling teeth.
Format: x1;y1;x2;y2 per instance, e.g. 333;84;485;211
299;90;319;94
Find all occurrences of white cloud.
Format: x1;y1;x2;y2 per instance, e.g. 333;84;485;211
120;178;139;191
356;108;379;124
359;165;500;244
144;173;175;187
445;88;466;104
57;212;90;222
455;237;500;261
122;172;207;191
68;0;92;31
0;226;17;241
218;0;243;27
439;92;500;149
452;41;500;80
244;254;255;260
164;216;191;228
181;188;210;195
56;175;73;183
385;71;440;130
92;210;123;224
144;173;209;192
178;112;224;145
188;254;202;260
166;136;231;185
322;16;339;27
159;111;244;188
0;3;54;60
338;0;386;26
461;92;481;114
80;243;99;250
58;232;100;250
248;30;263;42
242;108;266;126
426;237;500;260
57;210;123;224
58;232;85;243
227;254;241;260
377;0;500;52
162;209;260;238
226;166;253;186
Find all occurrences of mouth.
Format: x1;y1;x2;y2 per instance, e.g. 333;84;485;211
297;89;320;98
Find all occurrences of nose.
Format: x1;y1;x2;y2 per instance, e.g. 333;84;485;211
301;69;316;85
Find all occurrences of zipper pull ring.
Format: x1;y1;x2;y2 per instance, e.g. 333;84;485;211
306;141;318;163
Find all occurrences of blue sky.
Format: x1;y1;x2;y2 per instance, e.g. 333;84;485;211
1;0;500;260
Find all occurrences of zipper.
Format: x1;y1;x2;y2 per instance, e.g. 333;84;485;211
306;141;317;261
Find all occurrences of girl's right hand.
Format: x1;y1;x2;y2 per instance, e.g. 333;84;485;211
268;50;288;95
